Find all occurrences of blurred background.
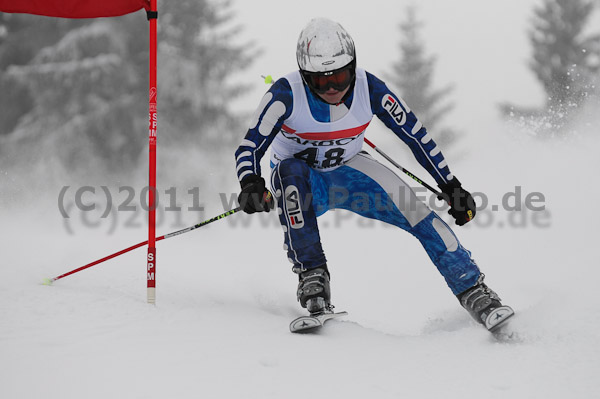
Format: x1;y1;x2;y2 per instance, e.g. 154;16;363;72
0;0;598;258
1;0;598;210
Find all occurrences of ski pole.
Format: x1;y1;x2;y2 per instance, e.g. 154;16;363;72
363;137;442;197
43;206;242;285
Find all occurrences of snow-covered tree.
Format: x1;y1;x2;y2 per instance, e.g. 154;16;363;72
387;5;459;149
500;0;600;134
158;0;253;148
3;16;147;174
0;13;83;137
0;0;253;184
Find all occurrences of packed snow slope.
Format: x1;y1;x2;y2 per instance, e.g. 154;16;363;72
1;125;599;399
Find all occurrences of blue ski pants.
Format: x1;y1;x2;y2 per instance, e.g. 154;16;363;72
270;152;480;295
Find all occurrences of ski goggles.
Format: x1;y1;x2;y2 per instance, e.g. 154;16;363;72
301;61;356;94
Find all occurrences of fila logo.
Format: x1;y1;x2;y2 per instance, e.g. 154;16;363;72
284;185;304;229
382;94;407;126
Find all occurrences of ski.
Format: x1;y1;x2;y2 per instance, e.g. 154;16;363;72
289;310;348;333
484;305;515;332
289;305;513;334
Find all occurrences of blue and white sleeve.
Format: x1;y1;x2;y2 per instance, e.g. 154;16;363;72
366;71;453;186
234;78;293;183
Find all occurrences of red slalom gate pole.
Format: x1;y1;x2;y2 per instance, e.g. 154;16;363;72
147;0;158;304
48;240;150;283
43;207;243;285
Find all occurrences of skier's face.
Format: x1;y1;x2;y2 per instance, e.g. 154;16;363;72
301;60;355;104
317;86;350;105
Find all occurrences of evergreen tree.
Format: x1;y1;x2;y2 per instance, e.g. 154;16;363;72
0;0;253;185
3;15;148;174
155;0;255;190
0;14;84;137
158;0;253;148
501;0;600;133
531;0;599;111
387;5;459;149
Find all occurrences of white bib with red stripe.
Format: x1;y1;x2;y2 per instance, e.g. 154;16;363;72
270;68;373;170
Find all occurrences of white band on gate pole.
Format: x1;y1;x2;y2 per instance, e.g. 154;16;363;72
147;287;156;304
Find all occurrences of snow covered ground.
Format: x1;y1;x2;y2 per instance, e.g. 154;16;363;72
1;124;599;399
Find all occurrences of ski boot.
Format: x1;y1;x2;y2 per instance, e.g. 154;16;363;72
297;265;331;315
457;273;514;331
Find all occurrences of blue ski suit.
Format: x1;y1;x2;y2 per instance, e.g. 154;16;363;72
235;68;480;295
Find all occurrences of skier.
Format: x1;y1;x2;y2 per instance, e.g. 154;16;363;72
235;18;513;331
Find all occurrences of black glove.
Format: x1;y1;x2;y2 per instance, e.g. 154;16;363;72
238;175;275;214
437;177;476;226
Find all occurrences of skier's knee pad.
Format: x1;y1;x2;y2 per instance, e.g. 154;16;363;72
276;158;312;181
431;216;458;252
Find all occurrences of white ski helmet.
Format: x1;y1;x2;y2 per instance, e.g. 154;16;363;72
296;17;356;73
